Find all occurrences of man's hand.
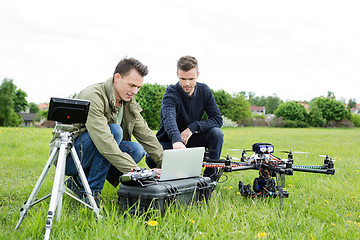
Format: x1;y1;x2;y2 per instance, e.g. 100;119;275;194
173;141;186;149
153;168;161;179
181;128;193;145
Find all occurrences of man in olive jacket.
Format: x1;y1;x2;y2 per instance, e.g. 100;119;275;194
61;57;163;203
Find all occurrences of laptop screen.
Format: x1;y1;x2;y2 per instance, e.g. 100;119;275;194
159;147;205;181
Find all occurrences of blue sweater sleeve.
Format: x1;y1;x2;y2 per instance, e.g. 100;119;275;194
160;90;183;144
188;84;223;133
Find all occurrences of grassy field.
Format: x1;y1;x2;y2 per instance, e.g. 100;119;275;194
1;127;359;239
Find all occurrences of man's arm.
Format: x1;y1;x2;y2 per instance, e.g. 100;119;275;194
81;91;139;173
130;102;164;167
161;90;183;144
187;85;223;133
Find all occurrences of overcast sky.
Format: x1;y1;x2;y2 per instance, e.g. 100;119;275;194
1;0;359;104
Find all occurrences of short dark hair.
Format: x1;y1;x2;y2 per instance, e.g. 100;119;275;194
113;57;149;77
177;55;198;72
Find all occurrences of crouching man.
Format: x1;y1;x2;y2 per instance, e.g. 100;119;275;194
50;57;163;207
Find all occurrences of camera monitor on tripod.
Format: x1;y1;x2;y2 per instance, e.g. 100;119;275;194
47;97;90;124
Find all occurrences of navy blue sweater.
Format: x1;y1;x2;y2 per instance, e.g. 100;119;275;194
156;82;223;144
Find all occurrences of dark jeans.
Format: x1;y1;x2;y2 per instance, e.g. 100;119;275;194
65;124;145;192
146;127;223;177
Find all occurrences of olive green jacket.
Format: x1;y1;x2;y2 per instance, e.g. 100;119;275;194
50;78;163;174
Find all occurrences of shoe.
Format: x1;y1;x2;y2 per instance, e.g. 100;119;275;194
203;167;220;182
65;176;84;199
65;177;100;208
84;191;101;208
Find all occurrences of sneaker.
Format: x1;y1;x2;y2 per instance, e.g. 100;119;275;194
65;176;84;199
84;191;101;208
203;167;220;182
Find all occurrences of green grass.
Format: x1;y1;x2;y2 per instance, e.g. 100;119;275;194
1;127;359;239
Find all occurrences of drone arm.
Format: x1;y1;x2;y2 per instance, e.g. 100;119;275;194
230;165;257;171
260;163;293;175
202;163;256;172
292;167;335;175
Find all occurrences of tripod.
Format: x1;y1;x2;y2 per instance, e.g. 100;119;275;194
15;124;101;240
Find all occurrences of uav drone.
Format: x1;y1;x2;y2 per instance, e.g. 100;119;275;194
203;143;335;205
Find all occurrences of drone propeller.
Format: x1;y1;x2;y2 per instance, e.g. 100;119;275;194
204;149;240;160
229;149;252;152
318;155;335;160
219;155;240;160
278;150;309;154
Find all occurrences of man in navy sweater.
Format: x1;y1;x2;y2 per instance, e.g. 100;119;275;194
146;55;223;181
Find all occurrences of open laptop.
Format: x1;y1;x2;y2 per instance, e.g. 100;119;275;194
159;147;205;181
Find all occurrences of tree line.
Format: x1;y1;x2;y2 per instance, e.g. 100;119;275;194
0;78;47;127
1;78;359;128
0;78;27;126
134;83;360;129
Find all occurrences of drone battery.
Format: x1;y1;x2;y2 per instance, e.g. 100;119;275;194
252;143;274;154
117;177;215;215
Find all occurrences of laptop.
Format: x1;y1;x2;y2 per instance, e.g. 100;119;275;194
159;147;205;181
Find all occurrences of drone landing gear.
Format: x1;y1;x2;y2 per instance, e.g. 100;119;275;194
238;174;289;205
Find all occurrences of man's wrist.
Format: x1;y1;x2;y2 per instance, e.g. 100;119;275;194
188;123;198;133
172;136;183;144
172;141;186;149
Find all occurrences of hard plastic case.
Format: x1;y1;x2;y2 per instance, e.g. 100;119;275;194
117;177;215;215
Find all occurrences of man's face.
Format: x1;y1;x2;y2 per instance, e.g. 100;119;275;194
177;68;199;96
113;69;144;102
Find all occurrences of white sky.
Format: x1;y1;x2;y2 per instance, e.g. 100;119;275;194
1;0;359;104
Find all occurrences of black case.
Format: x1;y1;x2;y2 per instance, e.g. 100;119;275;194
117;177;215;215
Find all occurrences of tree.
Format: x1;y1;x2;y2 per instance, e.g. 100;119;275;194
247;92;256;106
29;102;45;122
350;114;360;127
213;90;231;117
312;97;350;122
308;106;326;127
0;78;23;126
239;91;246;98
35;109;48;122
13;88;28;112
347;98;357;109
274;101;308;122
327;91;336;99
264;95;283;114
253;96;267;107
135;83;166;130
227;93;251;122
246;93;283;114
29;102;40;113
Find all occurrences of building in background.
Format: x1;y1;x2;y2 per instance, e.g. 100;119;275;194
250;106;266;115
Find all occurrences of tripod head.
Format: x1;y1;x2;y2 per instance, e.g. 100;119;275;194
54;123;77;133
51;124;78;149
